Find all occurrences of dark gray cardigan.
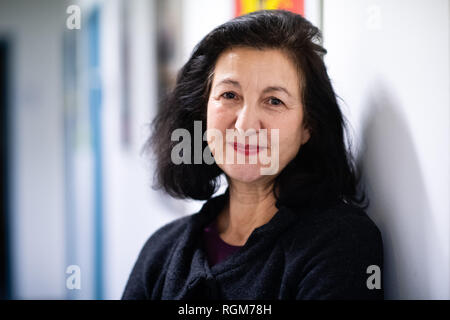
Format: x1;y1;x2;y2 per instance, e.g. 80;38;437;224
122;191;384;300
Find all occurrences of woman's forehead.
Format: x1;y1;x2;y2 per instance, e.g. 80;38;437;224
212;47;301;94
215;47;295;70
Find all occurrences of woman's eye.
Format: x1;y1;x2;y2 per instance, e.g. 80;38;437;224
221;92;237;100
268;97;284;106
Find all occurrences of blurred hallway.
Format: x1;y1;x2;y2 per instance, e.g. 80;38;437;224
0;0;448;299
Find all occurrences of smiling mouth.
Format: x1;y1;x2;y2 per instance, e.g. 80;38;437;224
231;142;267;155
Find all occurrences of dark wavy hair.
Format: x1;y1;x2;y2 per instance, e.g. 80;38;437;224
146;10;368;211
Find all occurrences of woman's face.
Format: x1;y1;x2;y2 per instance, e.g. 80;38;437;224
206;47;310;184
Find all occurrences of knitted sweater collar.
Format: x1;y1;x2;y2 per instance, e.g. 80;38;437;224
161;188;306;299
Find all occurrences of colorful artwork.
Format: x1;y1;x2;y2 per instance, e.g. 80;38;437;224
235;0;304;17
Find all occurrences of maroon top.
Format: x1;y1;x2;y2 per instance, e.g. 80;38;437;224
202;220;243;267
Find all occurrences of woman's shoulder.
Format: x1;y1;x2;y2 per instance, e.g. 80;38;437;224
297;201;381;237
285;201;383;258
285;202;384;299
122;214;194;299
138;214;193;257
138;193;226;257
327;202;382;244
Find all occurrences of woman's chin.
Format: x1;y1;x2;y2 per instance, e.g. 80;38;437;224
221;164;264;184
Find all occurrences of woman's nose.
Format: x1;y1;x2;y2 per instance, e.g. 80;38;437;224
234;103;261;133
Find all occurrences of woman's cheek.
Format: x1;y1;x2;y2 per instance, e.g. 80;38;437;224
207;101;230;125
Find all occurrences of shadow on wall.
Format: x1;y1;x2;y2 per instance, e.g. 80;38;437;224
357;81;435;299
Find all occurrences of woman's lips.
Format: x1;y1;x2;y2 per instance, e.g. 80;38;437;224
231;142;267;155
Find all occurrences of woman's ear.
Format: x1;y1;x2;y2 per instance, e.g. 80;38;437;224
301;126;310;145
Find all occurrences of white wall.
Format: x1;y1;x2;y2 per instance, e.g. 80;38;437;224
322;0;449;299
0;0;68;299
180;0;234;66
100;0;186;300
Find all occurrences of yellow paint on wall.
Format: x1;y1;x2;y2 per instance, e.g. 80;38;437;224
240;0;295;14
240;0;260;15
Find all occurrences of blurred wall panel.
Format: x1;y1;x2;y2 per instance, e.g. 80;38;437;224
100;0;184;299
304;0;323;32
155;0;183;108
0;0;69;299
181;0;234;65
323;0;450;299
0;38;11;300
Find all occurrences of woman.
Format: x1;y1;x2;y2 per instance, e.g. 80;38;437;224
122;10;383;300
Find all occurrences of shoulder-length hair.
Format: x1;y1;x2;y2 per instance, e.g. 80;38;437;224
146;10;368;211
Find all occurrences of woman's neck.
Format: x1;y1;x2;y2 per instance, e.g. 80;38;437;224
216;179;278;246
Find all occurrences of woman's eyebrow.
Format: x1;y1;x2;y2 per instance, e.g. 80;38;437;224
213;80;292;98
262;86;292;97
214;78;241;89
